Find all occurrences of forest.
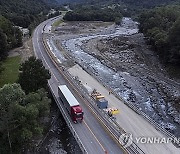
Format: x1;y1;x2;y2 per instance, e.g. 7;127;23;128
0;0;59;60
0;16;22;60
63;6;122;24
57;0;180;7
138;5;180;65
0;0;53;28
0;57;51;154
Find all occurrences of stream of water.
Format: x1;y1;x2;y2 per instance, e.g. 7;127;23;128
47;17;180;137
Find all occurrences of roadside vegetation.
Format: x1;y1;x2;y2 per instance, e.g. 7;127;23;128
0;0;66;61
0;1;66;152
0;0;180;153
0;0;54;28
53;19;64;27
18;57;51;94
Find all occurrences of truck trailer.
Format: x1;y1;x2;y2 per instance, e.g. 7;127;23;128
58;85;84;123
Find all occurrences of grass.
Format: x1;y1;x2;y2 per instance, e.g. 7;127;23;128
53;19;64;27
52;11;67;27
0;56;21;88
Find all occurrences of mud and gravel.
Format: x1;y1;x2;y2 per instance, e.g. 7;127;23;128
81;32;180;135
8;38;34;62
53;21;115;35
50;18;180;137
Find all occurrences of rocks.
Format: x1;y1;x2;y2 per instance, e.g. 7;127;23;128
56;18;180;137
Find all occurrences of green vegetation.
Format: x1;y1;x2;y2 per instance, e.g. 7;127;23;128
53;19;64;27
59;0;179;7
0;16;22;60
61;0;180;19
63;6;122;24
120;0;179;8
0;56;21;87
0;0;52;28
18;57;51;94
138;5;180;65
0;1;59;153
48;11;62;19
0;0;63;60
0;83;50;154
0;57;51;153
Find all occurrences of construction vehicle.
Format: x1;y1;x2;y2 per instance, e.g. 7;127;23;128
91;89;108;109
96;98;108;109
58;85;84;123
91;89;119;116
91;89;105;100
104;107;120;117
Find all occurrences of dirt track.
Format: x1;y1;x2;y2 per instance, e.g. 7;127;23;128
8;38;34;62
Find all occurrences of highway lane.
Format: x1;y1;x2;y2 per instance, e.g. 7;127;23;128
32;16;125;154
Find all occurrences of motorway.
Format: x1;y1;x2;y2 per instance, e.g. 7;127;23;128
32;16;125;154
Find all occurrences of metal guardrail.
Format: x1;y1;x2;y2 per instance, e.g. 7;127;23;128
48;83;88;154
42;36;145;154
46;16;179;147
51;36;180;149
43;37;144;154
37;35;88;153
42;30;179;154
76;62;180;148
64;71;145;154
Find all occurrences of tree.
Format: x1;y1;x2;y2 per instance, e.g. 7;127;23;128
0;83;50;153
138;5;180;64
18;56;51;94
0;28;8;60
63;6;122;22
168;17;180;64
0;15;23;51
24;88;51;117
0;84;25;153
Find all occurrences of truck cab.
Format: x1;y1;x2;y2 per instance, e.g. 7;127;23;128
71;105;84;123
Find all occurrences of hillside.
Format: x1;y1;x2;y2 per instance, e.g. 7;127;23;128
0;0;57;28
138;5;180;65
0;0;58;60
57;0;179;8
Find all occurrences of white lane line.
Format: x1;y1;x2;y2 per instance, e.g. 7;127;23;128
34;21;111;154
34;25;59;82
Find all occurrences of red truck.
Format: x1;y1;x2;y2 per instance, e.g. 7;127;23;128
58;85;84;123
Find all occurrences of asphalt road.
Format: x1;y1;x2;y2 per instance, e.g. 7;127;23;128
32;16;124;154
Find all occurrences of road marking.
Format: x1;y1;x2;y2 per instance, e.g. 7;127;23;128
34;22;126;154
42;46;109;152
83;120;107;152
40;32;120;152
39;32;107;152
35;26;59;82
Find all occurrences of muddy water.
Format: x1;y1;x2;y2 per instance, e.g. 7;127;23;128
59;18;180;137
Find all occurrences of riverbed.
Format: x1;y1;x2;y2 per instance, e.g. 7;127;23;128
48;17;180;137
